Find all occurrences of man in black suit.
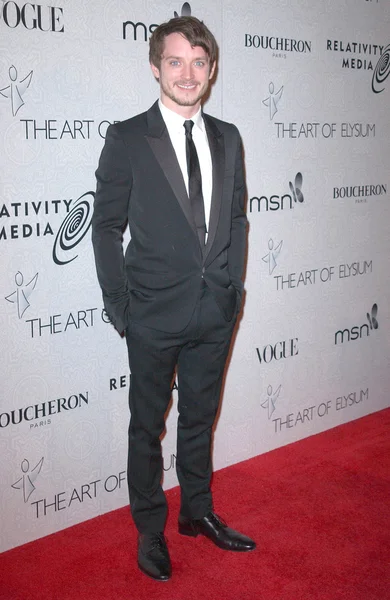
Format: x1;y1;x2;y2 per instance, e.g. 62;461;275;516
92;16;255;581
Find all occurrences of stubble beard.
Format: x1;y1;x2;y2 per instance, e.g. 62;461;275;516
162;80;208;107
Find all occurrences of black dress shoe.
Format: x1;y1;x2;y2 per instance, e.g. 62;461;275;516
178;511;256;552
137;533;171;581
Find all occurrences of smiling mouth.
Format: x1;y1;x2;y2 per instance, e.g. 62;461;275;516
176;83;197;90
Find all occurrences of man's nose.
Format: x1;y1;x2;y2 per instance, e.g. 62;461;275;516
182;63;193;79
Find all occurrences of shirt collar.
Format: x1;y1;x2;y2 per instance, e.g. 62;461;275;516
159;99;204;133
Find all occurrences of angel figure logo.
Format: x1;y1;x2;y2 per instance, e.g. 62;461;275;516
0;65;33;116
12;457;44;502
261;385;282;419
262;82;283;120
262;238;283;275
5;271;38;318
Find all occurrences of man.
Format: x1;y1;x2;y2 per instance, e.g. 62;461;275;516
92;16;255;581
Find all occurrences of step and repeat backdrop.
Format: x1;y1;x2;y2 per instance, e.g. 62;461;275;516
1;0;389;552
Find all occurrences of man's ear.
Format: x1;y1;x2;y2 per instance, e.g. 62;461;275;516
209;61;216;80
150;62;160;80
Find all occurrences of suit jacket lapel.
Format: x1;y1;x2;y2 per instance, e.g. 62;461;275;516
145;102;197;236
203;113;225;261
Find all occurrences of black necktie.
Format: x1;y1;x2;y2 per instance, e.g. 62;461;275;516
183;120;207;247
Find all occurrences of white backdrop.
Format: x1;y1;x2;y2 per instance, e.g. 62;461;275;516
1;0;389;552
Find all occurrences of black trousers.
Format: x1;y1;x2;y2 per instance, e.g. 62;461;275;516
125;282;237;533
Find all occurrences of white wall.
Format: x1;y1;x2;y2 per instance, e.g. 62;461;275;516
1;0;389;551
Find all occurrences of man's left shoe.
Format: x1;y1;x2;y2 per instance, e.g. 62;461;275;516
178;511;256;552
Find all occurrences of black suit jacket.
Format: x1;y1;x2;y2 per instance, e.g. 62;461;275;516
92;101;247;334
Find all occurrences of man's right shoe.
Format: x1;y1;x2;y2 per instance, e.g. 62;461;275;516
137;533;171;581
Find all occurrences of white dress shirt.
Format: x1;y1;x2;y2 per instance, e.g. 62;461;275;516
159;100;213;237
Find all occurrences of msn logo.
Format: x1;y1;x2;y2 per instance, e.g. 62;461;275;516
334;303;378;345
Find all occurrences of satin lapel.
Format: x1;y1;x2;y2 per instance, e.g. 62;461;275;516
145;102;197;236
204;114;225;261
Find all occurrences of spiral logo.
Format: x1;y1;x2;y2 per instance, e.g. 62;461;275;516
372;44;390;94
52;191;94;265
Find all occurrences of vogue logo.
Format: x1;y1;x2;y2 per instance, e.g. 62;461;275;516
256;338;298;364
334;304;378;345
0;2;64;32
250;172;303;212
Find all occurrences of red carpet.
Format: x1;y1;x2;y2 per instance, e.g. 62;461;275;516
1;409;390;600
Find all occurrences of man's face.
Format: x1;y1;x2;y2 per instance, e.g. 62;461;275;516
150;32;215;116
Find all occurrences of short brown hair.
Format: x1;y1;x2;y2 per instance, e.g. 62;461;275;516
149;16;218;69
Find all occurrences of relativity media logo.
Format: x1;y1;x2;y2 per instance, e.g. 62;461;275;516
261;384;282;419
0;2;64;32
250;172;303;213
0;65;32;116
372;44;390;93
326;39;383;72
11;457;44;502
0;192;94;261
52;192;94;265
334;303;378;345
326;38;390;93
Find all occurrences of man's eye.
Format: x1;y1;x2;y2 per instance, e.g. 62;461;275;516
170;61;180;66
195;61;205;67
